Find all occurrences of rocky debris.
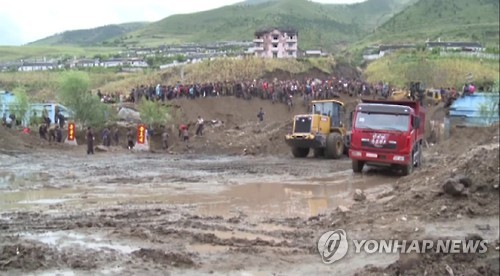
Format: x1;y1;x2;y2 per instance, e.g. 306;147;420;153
94;145;109;152
442;178;465;196
117;107;141;122
337;205;350;213
353;189;366;202
454;174;473;188
209;120;224;128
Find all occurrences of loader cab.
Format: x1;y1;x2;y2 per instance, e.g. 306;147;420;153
425;89;441;105
312;100;345;129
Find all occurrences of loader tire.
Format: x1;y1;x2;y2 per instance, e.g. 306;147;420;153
325;133;344;159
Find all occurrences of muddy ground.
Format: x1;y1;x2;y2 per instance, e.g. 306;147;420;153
0;96;499;275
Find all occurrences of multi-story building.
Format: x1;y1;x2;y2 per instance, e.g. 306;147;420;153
253;28;298;58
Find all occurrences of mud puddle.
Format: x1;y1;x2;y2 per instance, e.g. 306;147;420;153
192;228;287;243
0;166;393;219
187;172;393;219
20;230;139;254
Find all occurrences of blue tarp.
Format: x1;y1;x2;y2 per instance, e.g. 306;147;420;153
448;92;500;127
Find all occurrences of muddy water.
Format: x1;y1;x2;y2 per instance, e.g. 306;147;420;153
0;153;394;219
0;152;401;275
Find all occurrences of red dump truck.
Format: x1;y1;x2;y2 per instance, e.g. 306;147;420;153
349;99;425;175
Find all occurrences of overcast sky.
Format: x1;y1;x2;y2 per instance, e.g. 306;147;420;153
0;0;366;46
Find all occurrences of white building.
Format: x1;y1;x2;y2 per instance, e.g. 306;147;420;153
253;28;298;59
18;62;57;72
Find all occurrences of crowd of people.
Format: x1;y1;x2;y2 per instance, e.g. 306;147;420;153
96;77;397;109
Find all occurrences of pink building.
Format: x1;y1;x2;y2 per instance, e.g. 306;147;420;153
253;28;298;59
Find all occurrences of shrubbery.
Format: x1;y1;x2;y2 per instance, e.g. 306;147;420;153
57;71;111;128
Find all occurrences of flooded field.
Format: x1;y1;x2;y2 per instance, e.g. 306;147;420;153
0;152;394;217
0;151;395;274
0;149;498;275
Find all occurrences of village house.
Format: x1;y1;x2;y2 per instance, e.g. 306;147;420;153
303;50;328;57
0;62;22;72
253;27;298;59
361;44;416;61
71;58;100;68
128;58;148;68
426;41;484;52
379;44;417;56
100;58;126;68
18;61;59;72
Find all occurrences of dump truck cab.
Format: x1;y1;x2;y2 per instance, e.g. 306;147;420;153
285;99;349;159
349;99;425;176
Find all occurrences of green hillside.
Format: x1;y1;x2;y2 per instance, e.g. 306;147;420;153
29;22;148;46
121;0;416;50
326;0;418;31
367;0;500;46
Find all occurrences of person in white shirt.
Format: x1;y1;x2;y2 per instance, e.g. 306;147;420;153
196;116;204;136
5;116;12;128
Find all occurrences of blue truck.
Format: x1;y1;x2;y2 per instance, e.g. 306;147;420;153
1;90;73;126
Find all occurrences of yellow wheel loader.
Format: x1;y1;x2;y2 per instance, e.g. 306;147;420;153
285;99;350;159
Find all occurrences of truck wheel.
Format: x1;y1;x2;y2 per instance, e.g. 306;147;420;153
352;160;364;173
325;133;344;159
415;143;422;168
292;147;309;158
401;151;414;176
313;148;324;158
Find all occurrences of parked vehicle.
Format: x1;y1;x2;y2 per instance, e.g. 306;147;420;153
285;99;350;159
349;99;425;175
1;90;72;126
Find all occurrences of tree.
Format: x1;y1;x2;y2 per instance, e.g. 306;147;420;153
57;71;110;128
138;100;172;129
10;87;30;126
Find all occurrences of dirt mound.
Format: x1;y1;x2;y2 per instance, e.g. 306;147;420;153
333;62;362;80
360;247;499;276
262;62;361;81
390;142;500;221
437;124;499;155
0;238;108;271
142;97;308;155
0;127;49;154
262;68;331;81
0;241;54;271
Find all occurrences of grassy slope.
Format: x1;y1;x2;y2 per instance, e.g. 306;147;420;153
365;0;500;46
364;51;500;88
330;0;417;31
123;0;416;49
29;22;148;46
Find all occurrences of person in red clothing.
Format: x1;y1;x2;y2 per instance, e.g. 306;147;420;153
468;83;476;94
178;124;188;138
